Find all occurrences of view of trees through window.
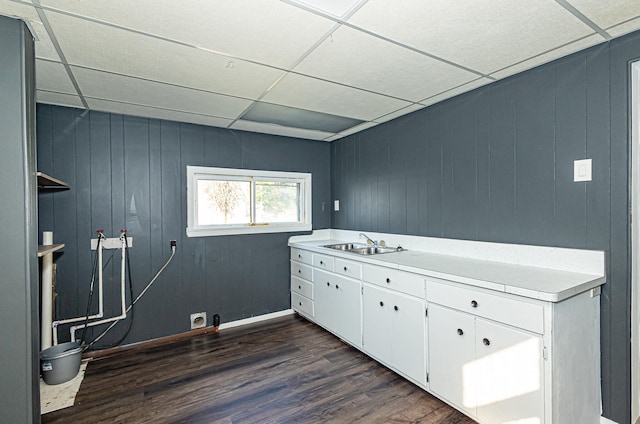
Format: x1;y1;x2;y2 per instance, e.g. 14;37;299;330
255;181;300;222
197;179;300;225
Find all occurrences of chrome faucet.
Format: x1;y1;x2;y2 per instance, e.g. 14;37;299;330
359;233;377;246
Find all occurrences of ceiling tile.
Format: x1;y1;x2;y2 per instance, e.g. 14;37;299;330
374;104;425;124
567;0;640;29
35;59;76;94
231;120;334;140
294;26;479;102
72;67;252;119
39;0;337;69
419;78;493;108
607;16;640;37
87;98;235;128
36;90;84;108
337;121;378;136
44;10;285;99
262;73;412;121
0;1;60;61
489;34;605;80
349;0;595;74
0;1;38;22
29;20;60;61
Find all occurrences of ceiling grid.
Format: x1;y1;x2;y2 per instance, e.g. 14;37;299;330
0;0;638;141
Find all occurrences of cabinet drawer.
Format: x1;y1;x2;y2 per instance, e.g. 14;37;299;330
291;276;313;300
427;279;544;334
291;262;312;281
362;264;425;298
291;248;313;265
292;291;314;317
335;258;362;279
313;253;334;271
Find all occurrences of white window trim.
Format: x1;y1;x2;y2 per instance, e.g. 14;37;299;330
187;166;312;237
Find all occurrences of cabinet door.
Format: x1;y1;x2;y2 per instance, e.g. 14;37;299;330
314;271;334;331
475;319;544;424
391;292;426;385
362;284;392;365
333;276;362;348
428;304;476;416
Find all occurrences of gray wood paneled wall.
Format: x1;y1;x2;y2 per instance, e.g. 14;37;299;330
36;107;331;349
331;31;640;424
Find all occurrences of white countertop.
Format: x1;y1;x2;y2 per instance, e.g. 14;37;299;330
289;234;605;302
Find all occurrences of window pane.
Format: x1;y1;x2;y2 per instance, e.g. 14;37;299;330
255;180;300;223
197;180;250;225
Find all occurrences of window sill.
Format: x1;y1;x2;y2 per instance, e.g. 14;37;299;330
186;223;312;237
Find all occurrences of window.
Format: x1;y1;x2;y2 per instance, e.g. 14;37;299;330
187;166;312;236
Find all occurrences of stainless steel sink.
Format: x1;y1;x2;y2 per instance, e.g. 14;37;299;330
322;243;405;255
323;243;367;251
348;246;404;255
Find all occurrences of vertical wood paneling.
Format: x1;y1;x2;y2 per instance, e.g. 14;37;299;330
51;107;78;319
475;90;491;241
179;124;206;317
445;96;478;240
554;55;587;248
486;80;517;242
389;176;407;234
425;106;443;236
159;120;183;336
514;67;556;245
74;111;93;339
37;106;54;237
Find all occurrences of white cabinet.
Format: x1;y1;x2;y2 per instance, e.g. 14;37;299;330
428;304;476;416
314;269;361;347
428;303;543;422
290;249;314;318
362;283;426;385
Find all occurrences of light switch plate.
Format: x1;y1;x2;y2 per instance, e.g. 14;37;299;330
334;200;340;211
574;159;592;182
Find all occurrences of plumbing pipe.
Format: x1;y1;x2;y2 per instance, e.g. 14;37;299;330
87;245;176;348
70;233;128;342
52;233;108;341
41;231;54;350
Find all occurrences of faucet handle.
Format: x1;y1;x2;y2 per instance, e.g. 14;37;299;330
379;240;386;247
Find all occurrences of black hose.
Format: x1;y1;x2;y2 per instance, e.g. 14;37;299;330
80;234;102;345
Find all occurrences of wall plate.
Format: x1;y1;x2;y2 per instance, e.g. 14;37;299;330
190;312;207;329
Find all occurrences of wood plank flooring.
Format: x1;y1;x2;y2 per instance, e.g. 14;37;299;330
42;314;476;424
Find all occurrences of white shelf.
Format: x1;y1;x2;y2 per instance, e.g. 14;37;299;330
37;172;68;189
37;244;64;257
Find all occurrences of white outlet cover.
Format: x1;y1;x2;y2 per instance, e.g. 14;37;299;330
190;312;207;329
574;159;592;182
334;200;340;211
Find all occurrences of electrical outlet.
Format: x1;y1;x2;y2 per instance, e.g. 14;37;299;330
190;312;206;329
170;240;177;250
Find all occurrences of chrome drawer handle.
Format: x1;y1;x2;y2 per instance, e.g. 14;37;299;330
457;328;464;336
471;300;478;308
483;338;491;346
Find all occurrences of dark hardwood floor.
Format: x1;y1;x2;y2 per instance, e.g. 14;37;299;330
42;314;476;424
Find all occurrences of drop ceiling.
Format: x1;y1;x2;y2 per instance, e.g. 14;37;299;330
2;0;639;141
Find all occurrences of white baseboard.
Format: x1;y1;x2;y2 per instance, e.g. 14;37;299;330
601;416;619;424
218;309;294;331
